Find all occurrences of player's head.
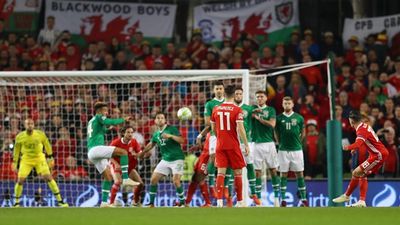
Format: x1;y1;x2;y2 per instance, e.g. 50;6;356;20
234;87;243;104
282;96;294;112
154;112;166;127
224;85;236;100
94;102;108;116
120;125;134;141
24;118;35;132
213;80;224;98
255;90;267;106
349;110;362;128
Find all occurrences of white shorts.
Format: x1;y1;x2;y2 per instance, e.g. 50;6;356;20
209;135;217;155
241;143;254;164
87;146;115;173
278;150;304;172
154;160;184;176
253;142;278;170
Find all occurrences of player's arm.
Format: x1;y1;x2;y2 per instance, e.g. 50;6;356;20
162;132;185;144
255;116;276;128
12;136;21;171
237;122;249;155
343;137;364;151
41;132;55;168
142;142;156;154
100;116;131;126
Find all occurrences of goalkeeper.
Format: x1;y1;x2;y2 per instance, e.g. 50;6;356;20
12;118;68;207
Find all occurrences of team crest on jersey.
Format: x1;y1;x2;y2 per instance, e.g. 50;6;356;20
291;119;297;126
243;110;248;118
262;111;269;118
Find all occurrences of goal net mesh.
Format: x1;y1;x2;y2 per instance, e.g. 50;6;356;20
0;70;266;207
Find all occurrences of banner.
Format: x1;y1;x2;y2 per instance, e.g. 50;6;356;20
342;13;400;48
2;0;42;32
45;0;177;43
193;0;299;45
1;180;400;207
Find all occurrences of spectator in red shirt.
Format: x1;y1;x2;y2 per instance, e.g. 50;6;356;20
388;56;400;91
299;54;323;91
348;80;368;110
3;57;22;71
303;119;326;178
272;75;287;114
59;156;88;181
381;127;399;177
53;127;77;166
344;36;359;68
65;44;81;70
299;94;319;123
164;42;177;69
286;71;307;106
144;44;168;70
259;46;274;69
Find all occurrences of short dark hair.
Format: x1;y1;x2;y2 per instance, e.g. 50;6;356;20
213;80;224;87
94;102;107;112
235;87;243;92
283;96;293;101
120;125;134;135
349;110;361;122
255;90;267;96
155;112;166;119
224;85;236;98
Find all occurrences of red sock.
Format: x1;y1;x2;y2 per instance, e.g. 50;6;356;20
345;177;359;196
234;174;243;201
359;177;368;201
216;173;225;200
199;183;211;205
133;184;143;203
185;182;198;205
109;183;120;204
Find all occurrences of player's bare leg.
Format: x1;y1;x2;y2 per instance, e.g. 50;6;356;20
215;167;227;207
333;166;366;207
112;147;136;187
129;169;144;206
294;171;308;207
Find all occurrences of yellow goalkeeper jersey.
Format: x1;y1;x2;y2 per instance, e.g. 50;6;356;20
14;129;52;162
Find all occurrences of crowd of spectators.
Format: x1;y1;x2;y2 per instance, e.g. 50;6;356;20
1;16;400;182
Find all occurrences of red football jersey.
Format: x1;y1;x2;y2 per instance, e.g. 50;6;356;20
110;137;141;168
355;123;389;158
211;102;243;150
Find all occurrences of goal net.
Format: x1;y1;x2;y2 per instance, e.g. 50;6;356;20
0;69;266;207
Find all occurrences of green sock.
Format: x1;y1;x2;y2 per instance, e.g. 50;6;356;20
280;176;288;200
255;177;262;199
120;155;129;179
176;186;185;204
271;175;280;198
101;180;112;203
297;177;307;201
247;164;256;195
149;185;158;204
207;162;216;187
229;175;234;196
224;168;233;196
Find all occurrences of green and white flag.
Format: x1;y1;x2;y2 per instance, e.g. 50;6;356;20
2;0;42;32
193;0;299;46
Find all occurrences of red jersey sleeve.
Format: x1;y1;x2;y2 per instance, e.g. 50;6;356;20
131;139;141;153
110;138;120;147
236;108;244;122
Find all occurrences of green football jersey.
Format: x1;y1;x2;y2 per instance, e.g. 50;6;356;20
251;105;276;143
238;102;253;141
151;125;184;162
275;112;304;151
87;114;125;150
204;97;224;135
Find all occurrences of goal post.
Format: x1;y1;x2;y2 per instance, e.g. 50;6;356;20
0;69;264;207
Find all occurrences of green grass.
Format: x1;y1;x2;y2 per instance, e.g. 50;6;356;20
1;207;399;225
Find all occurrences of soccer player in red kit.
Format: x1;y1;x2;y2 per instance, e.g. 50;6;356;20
333;110;389;207
185;133;212;207
109;126;144;207
211;85;250;207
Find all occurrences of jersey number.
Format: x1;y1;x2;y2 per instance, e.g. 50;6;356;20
217;112;231;131
87;122;93;138
285;122;291;130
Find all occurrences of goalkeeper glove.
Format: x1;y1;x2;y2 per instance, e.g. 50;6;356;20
46;155;55;168
11;162;18;171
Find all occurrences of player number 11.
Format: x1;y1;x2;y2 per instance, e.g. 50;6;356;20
286;122;291;130
217;112;231;131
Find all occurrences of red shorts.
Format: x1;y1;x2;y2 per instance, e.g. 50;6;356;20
194;151;209;175
359;153;388;175
215;148;246;169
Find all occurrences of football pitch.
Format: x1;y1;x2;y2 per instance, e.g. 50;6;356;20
1;208;399;225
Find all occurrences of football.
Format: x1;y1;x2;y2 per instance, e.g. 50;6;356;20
177;107;192;120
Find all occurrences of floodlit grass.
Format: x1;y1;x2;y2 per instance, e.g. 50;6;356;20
1;207;399;225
